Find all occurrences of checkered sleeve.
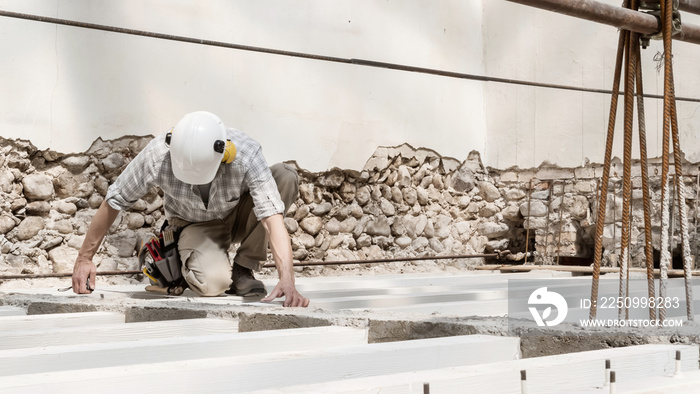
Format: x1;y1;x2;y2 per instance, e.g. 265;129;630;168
245;145;285;220
105;137;163;211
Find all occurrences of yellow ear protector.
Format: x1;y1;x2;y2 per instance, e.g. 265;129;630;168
214;139;237;164
165;128;236;164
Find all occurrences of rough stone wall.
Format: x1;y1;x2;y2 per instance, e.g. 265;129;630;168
0;136;698;279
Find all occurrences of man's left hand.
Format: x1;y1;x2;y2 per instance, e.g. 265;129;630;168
262;280;310;307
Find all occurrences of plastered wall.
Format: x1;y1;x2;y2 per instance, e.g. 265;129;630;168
483;0;700;169
0;0;699;172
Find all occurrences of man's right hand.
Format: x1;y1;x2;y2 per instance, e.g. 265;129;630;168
71;201;121;294
72;258;96;294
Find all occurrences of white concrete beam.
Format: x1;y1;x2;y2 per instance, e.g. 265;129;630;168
268;344;699;393
0;311;124;333
0;318;238;350
0;307;25;317
575;370;700;393
0;334;519;393
0;325;368;377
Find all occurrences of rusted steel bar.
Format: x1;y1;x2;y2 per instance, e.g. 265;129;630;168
590;28;627;320
669;82;695;321
633;39;656;321
505;0;700;45
618;27;637;321
658;0;675;322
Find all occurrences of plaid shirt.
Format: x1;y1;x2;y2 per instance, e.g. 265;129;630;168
105;128;284;222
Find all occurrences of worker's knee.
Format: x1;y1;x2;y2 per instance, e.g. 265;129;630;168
180;249;232;297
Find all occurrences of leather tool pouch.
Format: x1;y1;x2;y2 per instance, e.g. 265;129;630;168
140;221;184;290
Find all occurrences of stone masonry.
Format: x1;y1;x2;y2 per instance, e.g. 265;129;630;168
0;136;699;279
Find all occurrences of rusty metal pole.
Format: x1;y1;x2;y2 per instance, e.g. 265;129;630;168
658;0;676;321
618;26;636;321
505;0;700;45
634;38;656;320
506;0;658;32
589;29;627;320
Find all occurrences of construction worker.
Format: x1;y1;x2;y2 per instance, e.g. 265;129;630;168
71;111;309;307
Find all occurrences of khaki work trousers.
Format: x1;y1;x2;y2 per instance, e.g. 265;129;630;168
169;163;299;296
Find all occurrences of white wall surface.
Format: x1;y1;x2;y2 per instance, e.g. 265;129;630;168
0;0;485;172
483;0;700;169
0;0;698;171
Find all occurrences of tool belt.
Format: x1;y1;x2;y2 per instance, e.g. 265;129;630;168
139;221;186;295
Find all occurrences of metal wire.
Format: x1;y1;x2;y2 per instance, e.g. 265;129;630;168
544;182;553;263
556;181;565;266
0;252;512;280
2;9;700;103
262;252;508;268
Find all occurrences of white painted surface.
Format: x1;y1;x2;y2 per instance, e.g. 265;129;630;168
0;271;567;316
0;318;238;350
577;370;700;393
0;307;25;317
4;272;698;319
483;1;700;169
0;0;485;171
0;334;520;393
0;325;368;377
0;311;124;332
269;344;699;394
1;1;698;171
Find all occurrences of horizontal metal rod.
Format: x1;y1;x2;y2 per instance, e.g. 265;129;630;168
6;259;696;280
0;253;509;280
0;270;142;280
262;252;506;268
1;9;700;103
478;264;700;277
506;0;700;45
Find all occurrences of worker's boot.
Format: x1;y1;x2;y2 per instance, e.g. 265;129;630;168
227;263;267;297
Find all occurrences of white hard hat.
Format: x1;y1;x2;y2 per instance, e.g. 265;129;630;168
168;111;227;185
